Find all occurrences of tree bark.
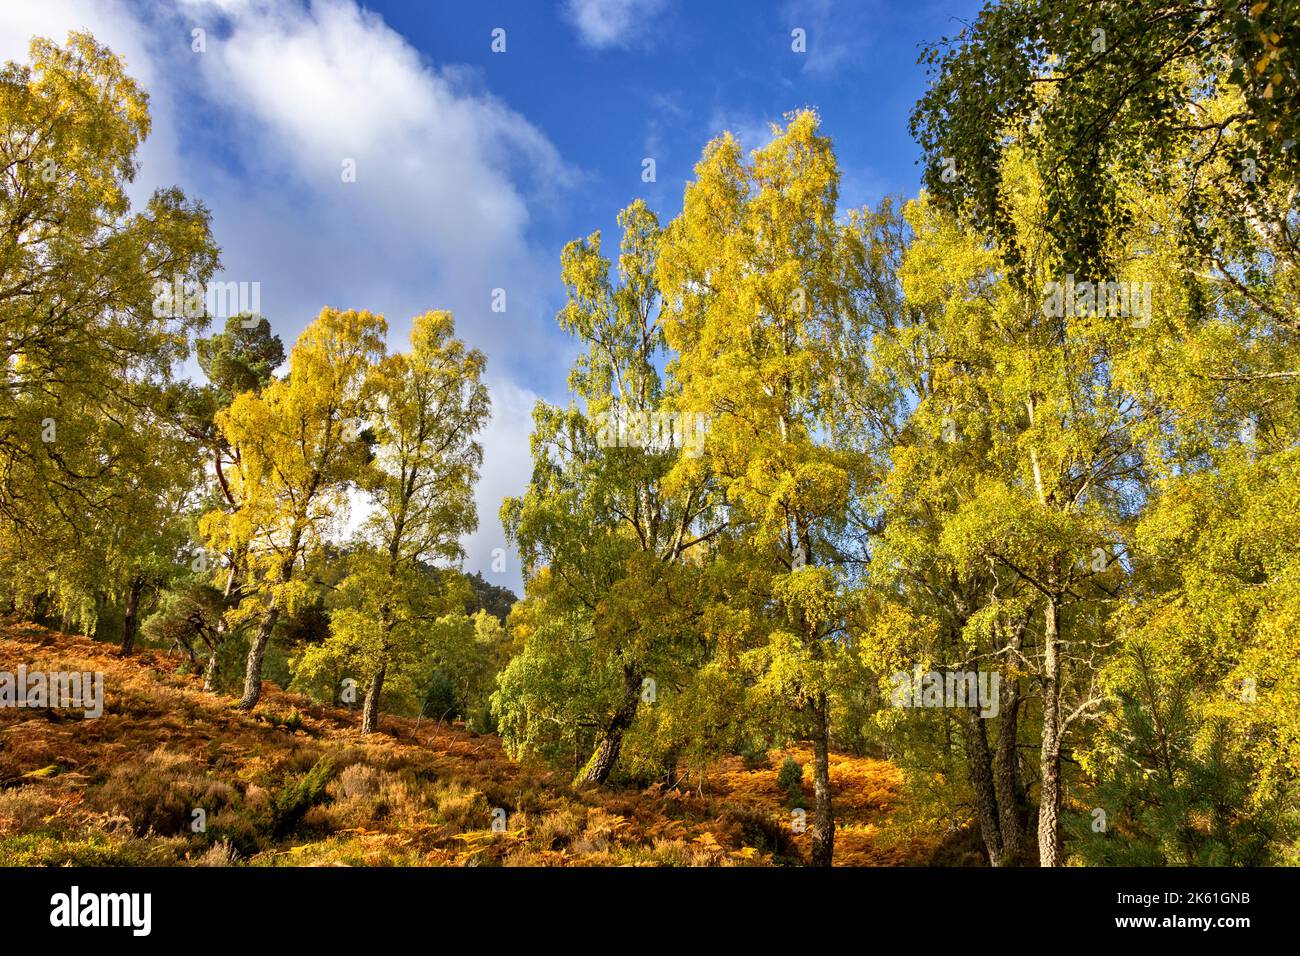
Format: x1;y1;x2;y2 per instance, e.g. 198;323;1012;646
992;618;1031;864
119;575;145;656
237;547;297;711
964;704;1004;865
994;676;1031;864
1037;597;1063;866
810;691;835;867
361;660;386;735
235;599;279;711
573;664;642;786
994;690;1031;864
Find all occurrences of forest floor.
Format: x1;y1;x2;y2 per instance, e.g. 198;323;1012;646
0;618;952;866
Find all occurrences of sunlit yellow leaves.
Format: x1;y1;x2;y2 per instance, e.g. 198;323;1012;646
0;32;219;626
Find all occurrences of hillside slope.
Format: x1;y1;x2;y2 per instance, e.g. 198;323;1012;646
0;619;940;866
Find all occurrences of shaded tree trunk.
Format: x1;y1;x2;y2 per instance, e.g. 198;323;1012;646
573;664;641;786
235;598;279;711
964;705;1004;865
361;660;386;735
1037;597;1063;866
995;624;1032;865
119;575;145;656
810;691;835;867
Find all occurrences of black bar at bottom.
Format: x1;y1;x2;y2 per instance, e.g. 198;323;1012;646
1;865;1291;944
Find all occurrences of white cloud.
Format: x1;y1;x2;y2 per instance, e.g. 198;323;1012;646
0;0;573;594
0;0;187;197
563;0;669;50
0;1;148;80
174;0;569;357
463;374;540;594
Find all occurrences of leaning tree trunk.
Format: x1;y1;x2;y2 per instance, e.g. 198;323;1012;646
810;691;835;867
1037;597;1063;866
237;547;298;711
361;660;387;735
574;664;642;786
235;599;279;711
119;575;145;656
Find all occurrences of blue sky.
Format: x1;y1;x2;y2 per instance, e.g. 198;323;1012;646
368;0;982;255
0;0;982;592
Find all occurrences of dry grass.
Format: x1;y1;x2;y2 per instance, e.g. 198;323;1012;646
0;618;939;866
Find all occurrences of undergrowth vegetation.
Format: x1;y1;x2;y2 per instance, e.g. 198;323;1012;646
0;621;938;867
